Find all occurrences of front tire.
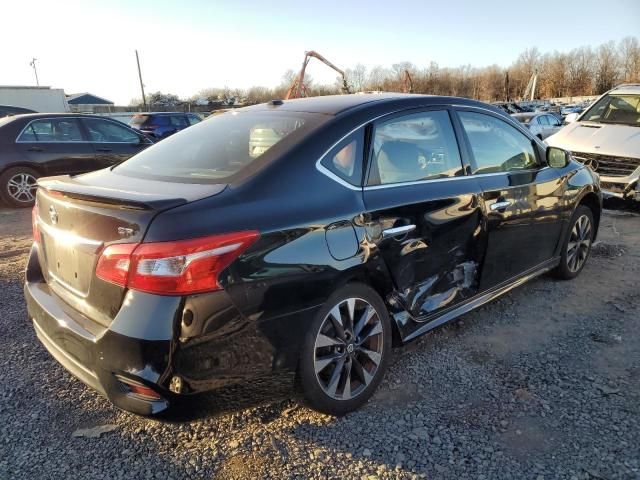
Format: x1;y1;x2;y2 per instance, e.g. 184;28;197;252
298;283;391;416
0;166;39;208
554;205;594;279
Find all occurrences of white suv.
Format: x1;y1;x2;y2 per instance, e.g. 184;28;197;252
546;84;640;201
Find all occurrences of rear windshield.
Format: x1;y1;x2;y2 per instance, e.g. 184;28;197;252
582;94;640;126
116;110;322;182
129;115;150;126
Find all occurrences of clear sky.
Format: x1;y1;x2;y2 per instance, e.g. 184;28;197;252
2;0;639;104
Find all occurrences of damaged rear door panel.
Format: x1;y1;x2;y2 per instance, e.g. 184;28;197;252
362;108;487;341
363;178;486;339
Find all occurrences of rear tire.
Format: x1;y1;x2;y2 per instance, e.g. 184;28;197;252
0;166;39;208
554;205;594;280
298;283;391;416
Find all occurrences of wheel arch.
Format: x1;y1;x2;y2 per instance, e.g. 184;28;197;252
0;162;46;177
336;257;403;346
577;191;602;238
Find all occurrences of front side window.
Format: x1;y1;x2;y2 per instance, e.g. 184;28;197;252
582;94;640;126
17;118;83;142
82;118;140;143
368;110;463;186
538;115;549;125
116;111;319;182
458;111;538;174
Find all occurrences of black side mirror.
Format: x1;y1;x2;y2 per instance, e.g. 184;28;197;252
547;147;570;168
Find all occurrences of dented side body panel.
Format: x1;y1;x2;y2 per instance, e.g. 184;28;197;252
363;176;487;339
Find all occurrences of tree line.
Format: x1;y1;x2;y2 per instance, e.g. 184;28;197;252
131;36;639;107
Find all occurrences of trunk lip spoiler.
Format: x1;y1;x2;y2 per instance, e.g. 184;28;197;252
37;175;228;211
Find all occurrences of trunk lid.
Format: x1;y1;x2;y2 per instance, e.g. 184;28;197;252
35;169;225;327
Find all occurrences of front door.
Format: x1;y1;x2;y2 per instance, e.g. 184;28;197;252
80;117;151;168
362;109;486;336
455;109;566;290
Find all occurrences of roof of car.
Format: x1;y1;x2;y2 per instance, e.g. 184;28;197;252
131;112;189;116
511;113;539;120
610;83;640;95
5;112;116;120
243;93;501;116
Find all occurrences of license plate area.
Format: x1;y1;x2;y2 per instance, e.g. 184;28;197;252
41;229;101;297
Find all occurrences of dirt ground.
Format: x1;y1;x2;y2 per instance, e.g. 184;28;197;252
0;206;638;479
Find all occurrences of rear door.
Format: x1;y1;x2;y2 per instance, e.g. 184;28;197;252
15;117;99;175
455;108;565;290
80;117;151;168
362;108;485;331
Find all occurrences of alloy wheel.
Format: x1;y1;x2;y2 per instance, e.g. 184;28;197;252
567;214;591;273
7;173;37;203
313;297;384;400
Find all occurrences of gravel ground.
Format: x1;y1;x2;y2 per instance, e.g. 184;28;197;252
0;207;638;480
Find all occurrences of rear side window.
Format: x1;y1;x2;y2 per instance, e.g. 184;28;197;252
320;130;364;186
18;118;83;142
368;110;463;186
129;115;150;126
130;115;170;127
116;111;318;182
538;116;549;125
458;111;538;174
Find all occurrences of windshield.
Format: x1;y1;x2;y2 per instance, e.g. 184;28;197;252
116;110;321;182
581;94;640;126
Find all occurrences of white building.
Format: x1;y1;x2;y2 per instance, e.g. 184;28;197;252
0;85;70;113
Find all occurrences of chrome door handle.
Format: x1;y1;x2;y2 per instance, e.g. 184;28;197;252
382;224;416;238
490;200;512;211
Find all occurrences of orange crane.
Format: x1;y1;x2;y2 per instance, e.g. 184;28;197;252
285;50;350;100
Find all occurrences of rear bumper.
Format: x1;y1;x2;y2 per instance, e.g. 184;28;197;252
25;279;174;415
24;242;314;415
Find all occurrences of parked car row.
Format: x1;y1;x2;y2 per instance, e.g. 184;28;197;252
0;111;205;207
128;112;201;140
0;114;153;207
546;83;640;202
510;112;563;139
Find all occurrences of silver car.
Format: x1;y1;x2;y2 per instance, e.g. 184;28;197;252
511;112;563;140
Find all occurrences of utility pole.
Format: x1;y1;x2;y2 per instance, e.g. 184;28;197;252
135;50;147;110
29;58;39;86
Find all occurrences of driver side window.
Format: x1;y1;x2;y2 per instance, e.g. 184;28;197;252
82;118;140;143
368;110;463;186
458;111;538;174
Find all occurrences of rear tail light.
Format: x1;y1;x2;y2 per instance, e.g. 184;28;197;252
95;243;137;286
32;205;41;243
96;231;259;295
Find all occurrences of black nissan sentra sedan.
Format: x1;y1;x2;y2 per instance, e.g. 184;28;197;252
24;94;602;416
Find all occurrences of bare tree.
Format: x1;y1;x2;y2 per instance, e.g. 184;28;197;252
619;36;640;82
595;41;620;93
